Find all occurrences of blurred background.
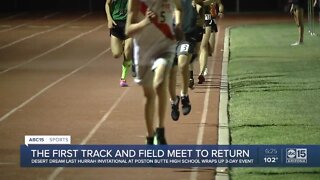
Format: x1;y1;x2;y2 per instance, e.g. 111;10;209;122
0;0;297;13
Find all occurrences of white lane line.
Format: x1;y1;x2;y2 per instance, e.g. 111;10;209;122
215;27;230;180
189;64;214;180
0;12;27;20
47;88;130;180
0;48;110;123
0;24;27;33
190;26;222;180
42;12;61;19
0;12;60;33
0;24;105;74
0;12;91;50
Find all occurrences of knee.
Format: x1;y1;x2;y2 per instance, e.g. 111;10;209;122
178;61;188;70
112;53;122;59
200;41;209;49
143;88;155;99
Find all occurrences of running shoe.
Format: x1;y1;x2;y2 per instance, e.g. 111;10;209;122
189;78;195;89
120;79;128;87
146;136;154;145
291;41;303;46
154;128;167;145
198;75;205;84
171;96;180;121
181;95;191;115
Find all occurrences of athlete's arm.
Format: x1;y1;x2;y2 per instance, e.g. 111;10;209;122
125;0;155;37
174;0;182;26
314;0;317;7
202;0;213;6
174;0;184;40
105;0;115;29
217;0;224;17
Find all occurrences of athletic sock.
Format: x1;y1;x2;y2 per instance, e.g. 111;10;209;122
190;71;194;79
121;59;132;80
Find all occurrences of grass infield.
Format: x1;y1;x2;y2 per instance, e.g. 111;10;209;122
228;23;320;179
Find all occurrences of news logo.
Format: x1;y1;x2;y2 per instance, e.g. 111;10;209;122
286;148;307;164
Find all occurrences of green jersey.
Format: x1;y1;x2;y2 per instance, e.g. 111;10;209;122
111;0;128;21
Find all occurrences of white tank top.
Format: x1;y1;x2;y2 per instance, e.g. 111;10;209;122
133;0;176;66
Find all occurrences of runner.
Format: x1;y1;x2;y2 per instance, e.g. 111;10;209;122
126;0;182;144
198;0;224;84
169;0;205;121
290;0;306;46
105;0;133;87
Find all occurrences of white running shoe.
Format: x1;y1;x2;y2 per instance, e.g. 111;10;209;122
291;41;302;46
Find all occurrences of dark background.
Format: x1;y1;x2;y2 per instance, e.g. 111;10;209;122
1;0;293;12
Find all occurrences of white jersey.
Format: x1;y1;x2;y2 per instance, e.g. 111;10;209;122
133;0;176;66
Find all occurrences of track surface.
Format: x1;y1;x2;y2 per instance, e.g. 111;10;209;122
0;11;291;180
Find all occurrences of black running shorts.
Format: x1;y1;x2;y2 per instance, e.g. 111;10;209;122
110;20;127;40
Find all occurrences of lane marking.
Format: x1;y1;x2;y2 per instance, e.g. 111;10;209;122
0;24;105;74
0;24;26;33
0;12;59;33
190;26;222;180
215;27;231;180
0;48;110;123
42;12;61;19
0;12;91;50
48;89;130;180
0;12;27;20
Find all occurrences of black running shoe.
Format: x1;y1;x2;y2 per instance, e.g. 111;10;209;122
155;128;167;145
171;96;180;121
189;78;195;89
181;95;191;115
146;136;154;145
198;75;205;84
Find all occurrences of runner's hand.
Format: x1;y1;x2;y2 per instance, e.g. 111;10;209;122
107;20;117;29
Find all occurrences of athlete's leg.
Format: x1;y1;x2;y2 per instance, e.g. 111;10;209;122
169;63;180;121
142;81;156;139
169;64;178;102
153;55;173;144
179;54;192;116
154;64;169;144
208;31;216;56
154;63;168;128
110;35;124;58
298;8;304;43
199;26;211;77
292;8;304;45
121;38;133;81
178;54;191;95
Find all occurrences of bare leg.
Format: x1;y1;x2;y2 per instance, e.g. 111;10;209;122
199;27;211;76
110;35;124;58
142;85;155;138
169;65;178;101
178;54;191;95
154;63;169;128
208;31;216;56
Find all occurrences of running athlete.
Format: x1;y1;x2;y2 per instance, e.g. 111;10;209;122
188;1;206;89
126;0;182;144
169;0;204;121
314;0;319;22
198;0;223;84
105;0;133;87
290;0;306;46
